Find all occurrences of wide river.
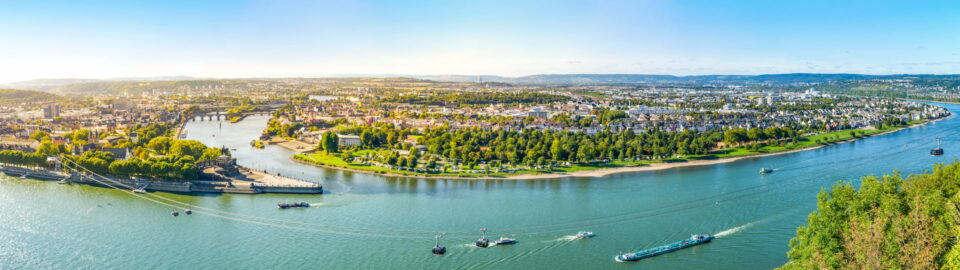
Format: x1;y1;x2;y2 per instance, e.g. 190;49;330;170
2;103;958;269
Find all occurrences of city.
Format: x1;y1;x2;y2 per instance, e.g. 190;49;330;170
2;1;960;269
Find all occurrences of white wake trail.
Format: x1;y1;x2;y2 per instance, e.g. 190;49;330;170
716;222;755;238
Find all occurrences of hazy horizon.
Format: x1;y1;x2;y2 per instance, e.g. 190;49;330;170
1;0;958;83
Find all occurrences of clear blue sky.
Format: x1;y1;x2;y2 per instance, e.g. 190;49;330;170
0;0;958;83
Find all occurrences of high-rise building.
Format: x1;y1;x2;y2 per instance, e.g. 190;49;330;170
42;104;60;118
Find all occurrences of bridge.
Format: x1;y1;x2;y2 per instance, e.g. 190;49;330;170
188;104;284;121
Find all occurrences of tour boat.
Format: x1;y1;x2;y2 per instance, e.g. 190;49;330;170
575;231;595;239
494;236;517;245
615;234;714;262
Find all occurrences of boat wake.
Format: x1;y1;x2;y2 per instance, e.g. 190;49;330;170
549;235;579;242
716;222;755;238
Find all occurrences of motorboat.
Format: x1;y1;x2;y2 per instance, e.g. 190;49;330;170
575;231;596;239
494;236;517;245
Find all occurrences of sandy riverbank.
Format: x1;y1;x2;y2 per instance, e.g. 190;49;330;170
290;114;951;181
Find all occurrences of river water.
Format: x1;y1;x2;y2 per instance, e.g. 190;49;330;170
2;103;958;269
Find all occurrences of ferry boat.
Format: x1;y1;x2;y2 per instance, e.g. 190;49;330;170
575;231;595;239
615;234;714;262
759;168;773;174
277;202;310;209
932;138;944;156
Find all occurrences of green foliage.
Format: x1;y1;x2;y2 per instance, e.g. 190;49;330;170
347;124;725;166
29;130;51;142
146;136;173;153
781;162;960;269
168;140;207;159
321;132;339;153
0;150;47;167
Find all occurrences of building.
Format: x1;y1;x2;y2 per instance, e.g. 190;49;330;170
42;104;60;119
527;107;549;118
101;147;131;160
338;134;361;146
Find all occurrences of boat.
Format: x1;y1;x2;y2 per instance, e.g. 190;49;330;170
615;234;714;262
475;228;490;248
432;235;446;255
277;201;310;209
759;168;774;174
185;209;193;215
575;231;595;239
932;138;944;156
133;188;147;194
494;236;517;245
171;211;179;217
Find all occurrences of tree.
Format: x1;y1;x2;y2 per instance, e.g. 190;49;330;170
146;136;173;153
169;140;207;158
321;132;339;153
29;130;50;142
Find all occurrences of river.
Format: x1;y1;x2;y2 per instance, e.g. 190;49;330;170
2;103;958;269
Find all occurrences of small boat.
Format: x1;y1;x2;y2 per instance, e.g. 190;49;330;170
133;188;147;194
615;234;714;262
575;231;596;239
185;209;193;215
432;235;446;255
759;168;774;174
277;201;310;209
932;138;944;156
475;228;490;248
494;236;517;245
171;211;180;217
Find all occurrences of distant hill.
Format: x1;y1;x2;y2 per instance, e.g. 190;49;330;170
8;73;960;95
0;88;60;105
0;76;196;92
419;73;960;85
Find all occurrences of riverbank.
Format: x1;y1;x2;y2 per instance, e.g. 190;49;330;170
290;115;951;180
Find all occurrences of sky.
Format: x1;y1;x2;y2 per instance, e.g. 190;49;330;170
0;0;958;83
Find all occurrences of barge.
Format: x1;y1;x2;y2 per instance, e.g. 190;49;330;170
615;234;714;262
278;201;310;209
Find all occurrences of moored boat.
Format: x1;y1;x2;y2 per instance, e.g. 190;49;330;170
615;234;714;262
